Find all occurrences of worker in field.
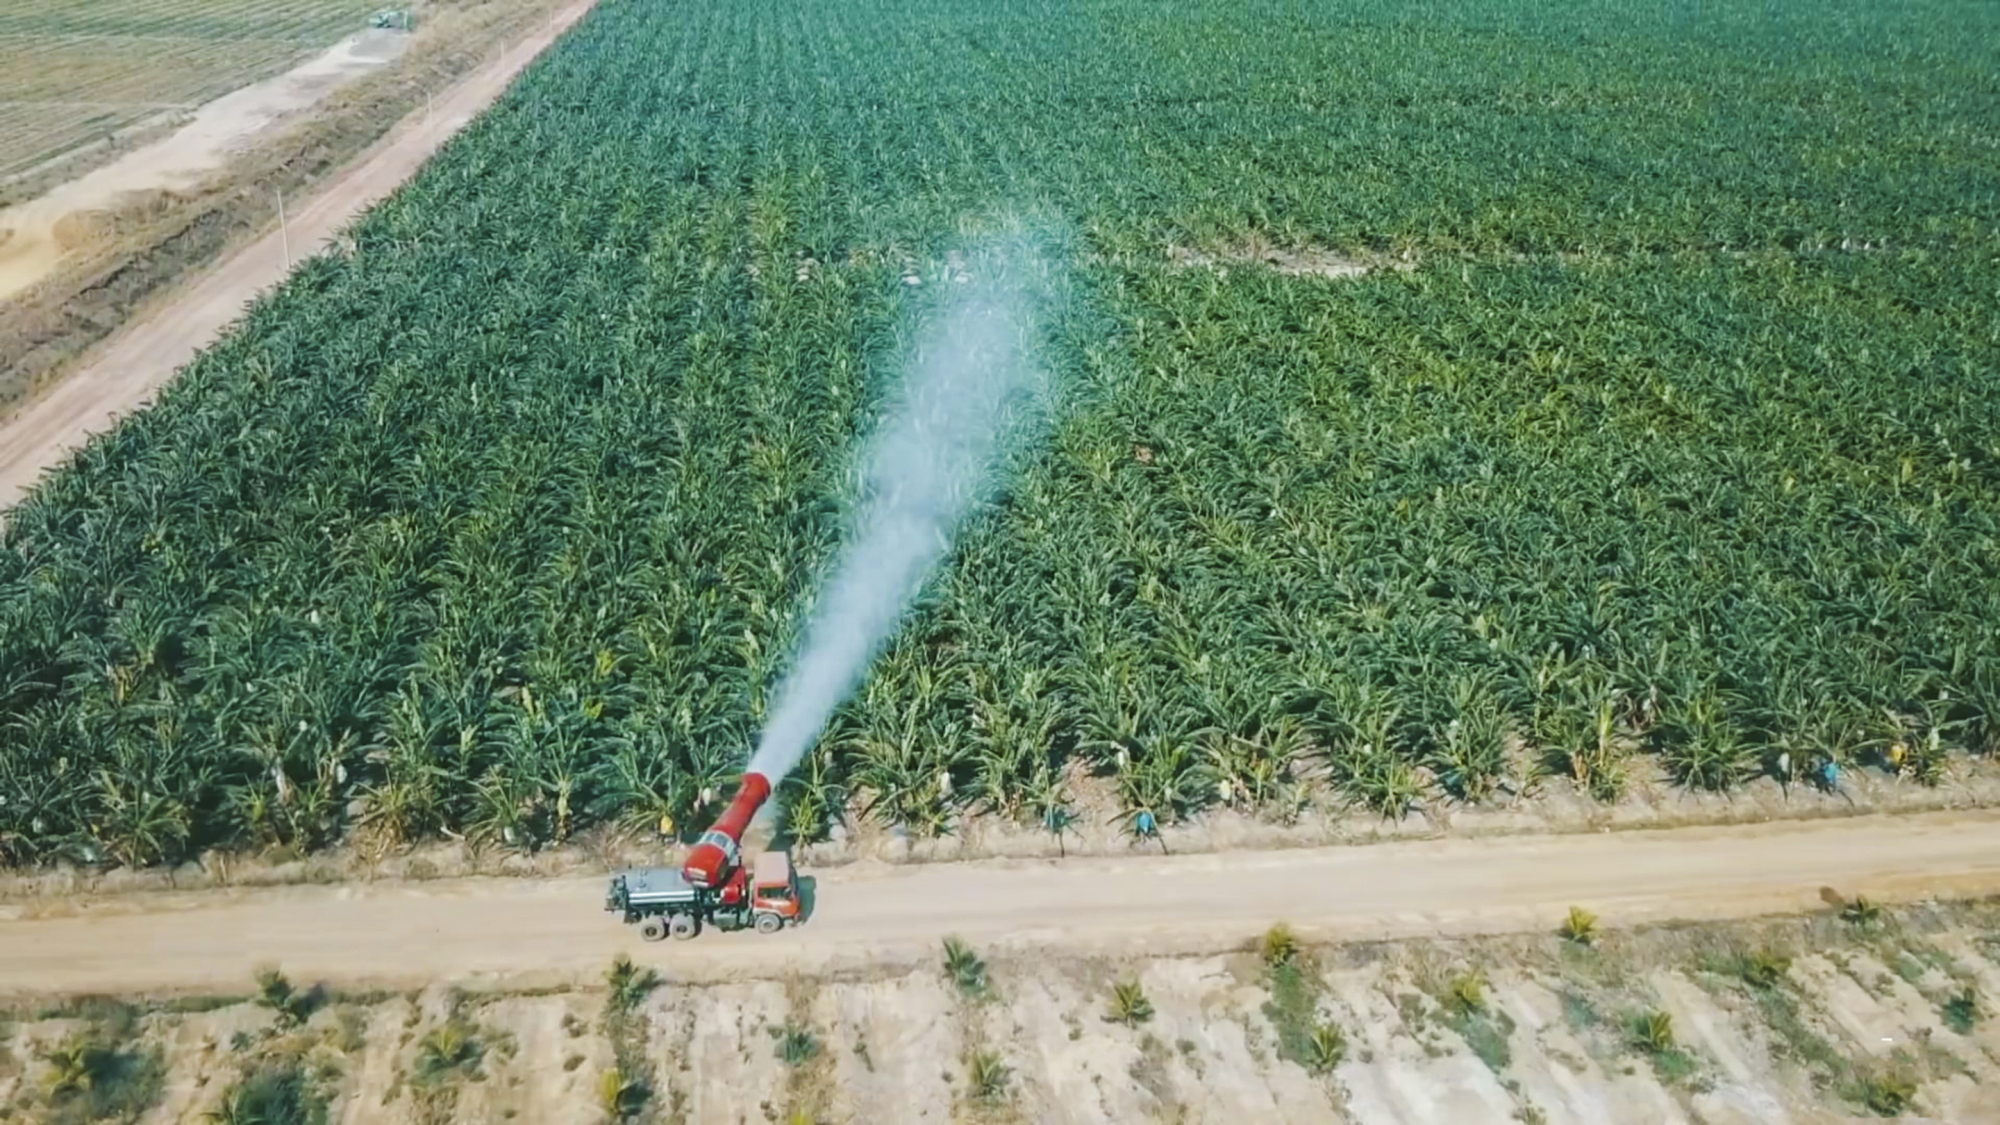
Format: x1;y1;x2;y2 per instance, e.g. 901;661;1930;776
658;811;675;839
1131;808;1166;853
1811;756;1855;807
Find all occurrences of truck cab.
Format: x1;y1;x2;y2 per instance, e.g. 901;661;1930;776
747;851;801;923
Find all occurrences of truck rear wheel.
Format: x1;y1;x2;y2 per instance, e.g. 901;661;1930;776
638;917;667;942
754;912;783;935
669;912;700;940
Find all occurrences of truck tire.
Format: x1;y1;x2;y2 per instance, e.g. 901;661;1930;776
754;912;783;935
638;917;668;942
669;912;700;940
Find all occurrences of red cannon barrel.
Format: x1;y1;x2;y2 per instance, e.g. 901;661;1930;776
682;772;773;889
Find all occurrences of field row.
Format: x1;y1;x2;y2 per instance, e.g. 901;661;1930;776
0;0;374;43
0;104;167;179
0;0;376;177
1;0;1997;867
0;37;332;103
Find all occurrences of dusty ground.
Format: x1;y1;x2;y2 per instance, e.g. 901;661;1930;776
0;0;591;451
0;0;380;187
1166;236;1418;280
0;28;410;300
0;809;1997;999
3;900;1997;1124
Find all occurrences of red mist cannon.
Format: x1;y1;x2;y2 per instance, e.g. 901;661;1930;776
683;771;773;889
604;771;801;941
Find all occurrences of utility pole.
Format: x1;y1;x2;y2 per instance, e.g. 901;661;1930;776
276;189;291;268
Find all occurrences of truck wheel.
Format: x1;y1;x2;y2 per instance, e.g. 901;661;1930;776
754;912;784;935
669;913;700;940
638;917;668;942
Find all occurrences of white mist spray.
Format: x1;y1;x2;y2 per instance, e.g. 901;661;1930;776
746;243;1050;785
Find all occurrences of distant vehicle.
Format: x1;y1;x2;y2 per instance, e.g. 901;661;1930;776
605;850;801;941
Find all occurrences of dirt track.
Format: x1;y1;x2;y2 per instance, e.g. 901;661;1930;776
0;0;597;513
3;809;1997;998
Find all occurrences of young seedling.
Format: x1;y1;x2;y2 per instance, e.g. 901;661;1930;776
606;954;661;1014
1631;1010;1675;1054
966;1048;1011;1102
206;1060;326;1125
1737;949;1792;991
1559;906;1599;946
1626;1007;1700;1083
1943;988;1979;1035
253;965;318;1027
1446;969;1488;1015
597;1067;648;1119
40;1033;112;1097
773;1021;819;1066
1106;979;1154;1027
1302;1022;1346;1074
1260;923;1300;968
942;936;990;998
1858;1071;1918;1116
415;1019;483;1082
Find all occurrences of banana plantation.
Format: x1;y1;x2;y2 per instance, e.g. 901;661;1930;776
2;0;1997;867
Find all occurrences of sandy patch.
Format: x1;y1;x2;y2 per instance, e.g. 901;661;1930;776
822;970;956;1122
1325;965;1522;1123
451;992;605;1124
1003;970;1161;1123
332;995;416;1125
134;1003;274;1124
672;980;792;1124
1166;235;1416;281
1144;955;1339;1122
1492;977;1654;1125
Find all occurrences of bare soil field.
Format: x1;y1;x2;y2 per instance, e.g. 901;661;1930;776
4;898;1998;1123
0;0;590;449
0;0;378;184
0;28;409;301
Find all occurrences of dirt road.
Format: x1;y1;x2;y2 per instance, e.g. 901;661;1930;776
0;0;598;513
3;809;1997;998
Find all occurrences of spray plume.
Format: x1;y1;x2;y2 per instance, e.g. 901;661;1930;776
746;237;1053;785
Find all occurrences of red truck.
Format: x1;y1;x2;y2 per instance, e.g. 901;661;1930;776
604;772;802;940
605;850;802;940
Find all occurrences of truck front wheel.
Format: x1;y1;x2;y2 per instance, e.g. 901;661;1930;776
638;917;667;942
669;913;700;940
754;912;783;935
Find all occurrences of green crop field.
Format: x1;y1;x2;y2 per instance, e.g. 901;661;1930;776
3;0;1998;867
0;0;378;178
